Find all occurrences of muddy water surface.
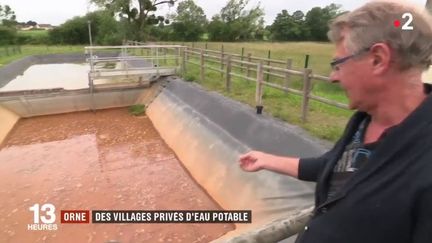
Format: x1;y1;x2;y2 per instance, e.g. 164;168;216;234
0;108;234;243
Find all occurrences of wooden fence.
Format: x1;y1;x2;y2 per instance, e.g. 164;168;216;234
126;41;349;122
0;46;22;57
182;46;349;122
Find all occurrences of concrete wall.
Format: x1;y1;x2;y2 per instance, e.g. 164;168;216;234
146;77;330;241
0;85;161;118
0;105;19;145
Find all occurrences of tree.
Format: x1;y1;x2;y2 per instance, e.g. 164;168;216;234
26;20;38;26
0;4;16;27
207;15;225;41
269;10;306;41
0;4;17;44
208;0;264;41
49;16;88;44
49;10;122;45
255;17;265;40
171;0;207;41
149;22;174;41
90;0;178;41
0;26;16;44
304;3;342;41
89;10;123;45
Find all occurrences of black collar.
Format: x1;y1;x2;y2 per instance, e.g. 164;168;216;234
423;83;432;94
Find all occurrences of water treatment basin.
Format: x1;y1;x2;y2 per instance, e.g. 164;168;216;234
0;108;234;242
0;52;324;243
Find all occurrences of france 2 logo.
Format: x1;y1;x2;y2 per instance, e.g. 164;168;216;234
28;203;58;231
394;12;414;30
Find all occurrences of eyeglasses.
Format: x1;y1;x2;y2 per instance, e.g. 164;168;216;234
330;47;371;71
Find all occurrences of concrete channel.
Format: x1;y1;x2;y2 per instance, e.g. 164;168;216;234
0;53;331;242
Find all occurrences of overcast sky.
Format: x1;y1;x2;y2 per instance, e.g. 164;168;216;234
0;0;427;26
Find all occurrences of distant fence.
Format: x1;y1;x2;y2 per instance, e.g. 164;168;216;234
122;41;350;122
0;46;22;57
178;45;349;122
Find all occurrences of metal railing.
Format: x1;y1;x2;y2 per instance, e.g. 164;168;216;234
85;44;185;111
85;44;184;80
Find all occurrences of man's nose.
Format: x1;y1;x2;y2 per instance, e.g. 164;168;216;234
329;70;340;83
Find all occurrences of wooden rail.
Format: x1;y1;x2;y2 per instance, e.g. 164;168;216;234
182;47;349;122
127;41;349;121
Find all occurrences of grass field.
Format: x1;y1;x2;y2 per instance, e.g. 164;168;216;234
175;42;353;142
0;42;351;142
0;45;85;66
183;42;336;74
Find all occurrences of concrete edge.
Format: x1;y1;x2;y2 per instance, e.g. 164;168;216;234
0;105;20;145
216;206;313;243
146;78;332;241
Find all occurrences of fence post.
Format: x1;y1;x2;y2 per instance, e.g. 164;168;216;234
285;59;292;94
247;53;252;78
241;47;245;72
156;47;160;68
266;50;271;82
304;54;310;68
220;44;224;78
226;55;232;92
162;47;167;65
256;62;264;114
205;42;208;50
301;68;313;122
182;48;187;77
200;49;205;82
175;47;179;67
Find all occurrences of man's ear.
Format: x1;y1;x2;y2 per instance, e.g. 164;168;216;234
370;43;392;74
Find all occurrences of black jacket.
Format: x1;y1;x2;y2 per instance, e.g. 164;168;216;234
296;94;432;243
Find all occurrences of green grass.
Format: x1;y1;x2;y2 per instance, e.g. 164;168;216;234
0;45;85;66
174;41;336;75
177;42;352;142
0;43;351;142
129;104;146;116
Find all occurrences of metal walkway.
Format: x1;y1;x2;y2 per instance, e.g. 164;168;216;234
84;44;185;109
85;44;184;86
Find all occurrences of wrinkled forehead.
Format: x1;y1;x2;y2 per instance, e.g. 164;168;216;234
333;42;349;60
333;28;350;58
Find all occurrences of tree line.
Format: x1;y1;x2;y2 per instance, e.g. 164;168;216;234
1;0;345;45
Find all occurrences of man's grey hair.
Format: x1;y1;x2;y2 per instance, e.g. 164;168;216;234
328;0;432;71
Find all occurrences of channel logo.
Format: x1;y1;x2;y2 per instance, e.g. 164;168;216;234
26;203;251;230
27;203;58;231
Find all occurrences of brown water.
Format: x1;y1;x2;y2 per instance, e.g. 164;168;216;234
0;108;234;243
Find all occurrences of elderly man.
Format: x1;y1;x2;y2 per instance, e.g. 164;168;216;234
239;1;432;242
